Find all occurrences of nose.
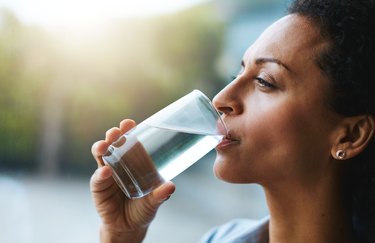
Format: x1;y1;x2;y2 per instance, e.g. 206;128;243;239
213;81;244;116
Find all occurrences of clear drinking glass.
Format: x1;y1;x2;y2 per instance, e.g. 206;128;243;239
102;90;227;199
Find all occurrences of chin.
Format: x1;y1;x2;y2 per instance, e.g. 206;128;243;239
213;158;229;181
213;157;258;184
213;161;242;183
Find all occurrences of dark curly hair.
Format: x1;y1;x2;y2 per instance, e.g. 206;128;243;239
288;0;375;242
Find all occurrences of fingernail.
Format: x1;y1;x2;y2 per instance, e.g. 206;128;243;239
161;195;171;202
101;167;112;179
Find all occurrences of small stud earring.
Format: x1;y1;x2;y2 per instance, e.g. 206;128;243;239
336;150;346;160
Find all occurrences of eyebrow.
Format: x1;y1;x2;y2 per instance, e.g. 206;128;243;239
241;57;291;72
255;57;292;72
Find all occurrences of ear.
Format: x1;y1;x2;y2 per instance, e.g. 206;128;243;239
331;115;375;160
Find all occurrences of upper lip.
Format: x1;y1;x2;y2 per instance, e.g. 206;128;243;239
218;117;240;142
224;130;240;142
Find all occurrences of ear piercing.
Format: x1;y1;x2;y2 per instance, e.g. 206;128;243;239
336;150;346;160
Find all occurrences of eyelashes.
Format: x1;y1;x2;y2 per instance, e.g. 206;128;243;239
230;75;276;90
254;77;276;89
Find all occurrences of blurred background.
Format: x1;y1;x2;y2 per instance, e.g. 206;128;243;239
0;0;289;242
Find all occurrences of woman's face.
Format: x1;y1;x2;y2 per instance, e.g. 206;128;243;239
213;14;342;185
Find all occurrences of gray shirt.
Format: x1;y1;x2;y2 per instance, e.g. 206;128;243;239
199;217;269;243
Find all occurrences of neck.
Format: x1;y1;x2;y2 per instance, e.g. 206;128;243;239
262;166;356;243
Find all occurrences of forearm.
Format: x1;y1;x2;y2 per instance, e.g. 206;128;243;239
100;225;147;243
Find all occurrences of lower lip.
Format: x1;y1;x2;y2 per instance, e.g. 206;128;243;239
216;138;239;151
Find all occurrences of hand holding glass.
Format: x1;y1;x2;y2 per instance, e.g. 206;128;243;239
102;90;227;199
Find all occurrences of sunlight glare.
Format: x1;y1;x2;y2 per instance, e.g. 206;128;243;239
0;0;208;28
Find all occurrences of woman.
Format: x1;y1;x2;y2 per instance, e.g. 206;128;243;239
90;0;375;242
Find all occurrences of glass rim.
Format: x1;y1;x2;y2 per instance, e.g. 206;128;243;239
192;89;228;135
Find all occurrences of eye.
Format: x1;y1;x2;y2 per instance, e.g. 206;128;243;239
255;77;276;89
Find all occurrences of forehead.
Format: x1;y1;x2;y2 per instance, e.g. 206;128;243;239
244;14;328;71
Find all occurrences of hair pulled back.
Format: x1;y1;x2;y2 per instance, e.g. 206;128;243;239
288;0;375;242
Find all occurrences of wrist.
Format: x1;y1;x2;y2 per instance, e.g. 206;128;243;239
100;224;147;243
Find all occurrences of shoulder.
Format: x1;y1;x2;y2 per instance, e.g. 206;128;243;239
199;217;269;243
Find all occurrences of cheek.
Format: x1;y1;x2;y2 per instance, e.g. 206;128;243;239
251;103;314;154
213;98;293;182
214;95;334;183
245;97;298;149
243;100;327;177
214;103;291;182
245;108;295;163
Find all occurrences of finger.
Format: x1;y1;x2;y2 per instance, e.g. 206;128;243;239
92;140;109;167
149;181;176;205
90;165;115;193
105;127;122;144
119;119;137;134
131;181;175;228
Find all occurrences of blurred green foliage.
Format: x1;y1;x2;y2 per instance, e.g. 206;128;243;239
0;9;48;171
0;5;226;175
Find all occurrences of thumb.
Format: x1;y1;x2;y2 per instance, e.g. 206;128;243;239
149;181;176;205
131;181;176;227
90;165;115;193
136;181;176;216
